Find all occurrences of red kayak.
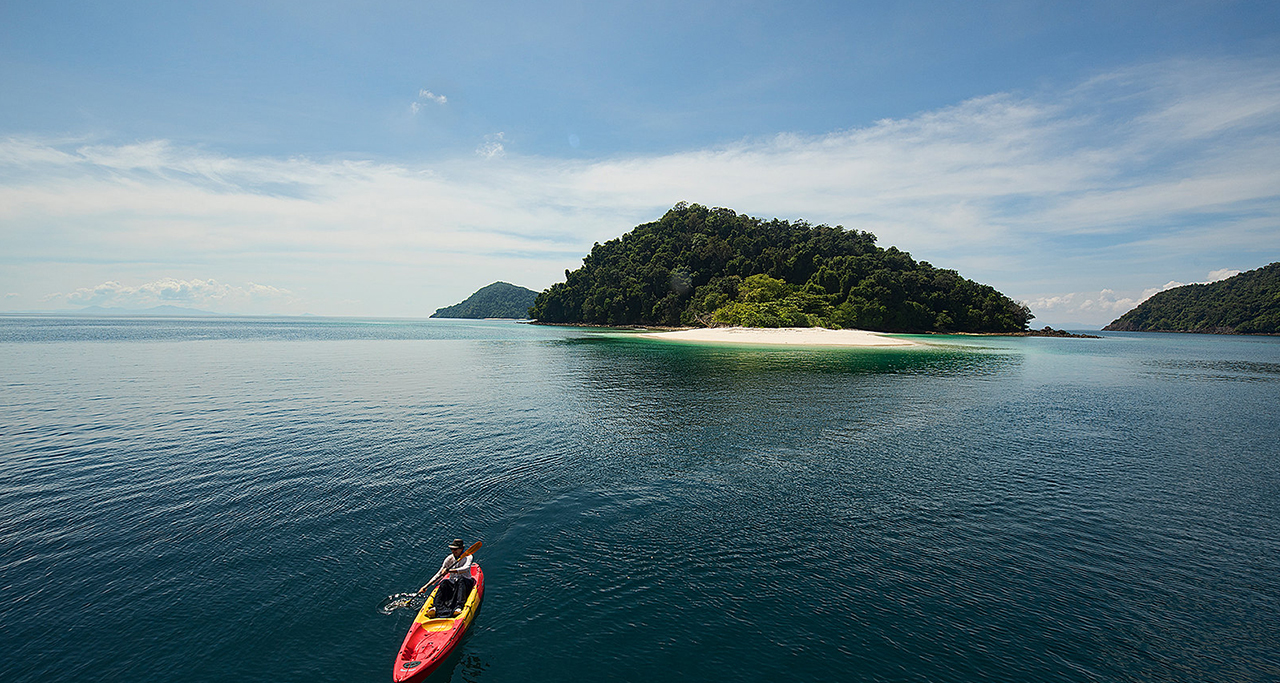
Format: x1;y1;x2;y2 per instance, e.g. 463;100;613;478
393;563;485;683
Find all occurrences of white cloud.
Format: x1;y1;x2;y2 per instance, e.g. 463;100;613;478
1029;289;1147;318
1029;270;1252;326
476;132;506;159
410;88;447;114
419;89;447;104
47;278;294;312
2;58;1279;316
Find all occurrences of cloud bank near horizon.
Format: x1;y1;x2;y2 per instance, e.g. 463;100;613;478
2;59;1278;322
47;278;294;312
1028;268;1246;321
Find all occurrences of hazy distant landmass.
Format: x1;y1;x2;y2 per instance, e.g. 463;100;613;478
530;203;1033;333
1104;262;1280;334
431;282;538;319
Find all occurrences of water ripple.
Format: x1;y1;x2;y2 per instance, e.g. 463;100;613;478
1;320;1277;682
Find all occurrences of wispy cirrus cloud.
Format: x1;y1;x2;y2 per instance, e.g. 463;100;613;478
2;58;1278;318
476;132;506;159
418;89;447;104
410;88;448;115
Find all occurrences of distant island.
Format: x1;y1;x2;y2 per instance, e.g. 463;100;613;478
1103;262;1279;334
431;282;539;319
529;203;1032;333
1013;326;1100;339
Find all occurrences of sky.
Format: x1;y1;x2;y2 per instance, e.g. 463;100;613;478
2;0;1279;326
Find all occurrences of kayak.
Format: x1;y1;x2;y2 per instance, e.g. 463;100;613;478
392;563;485;683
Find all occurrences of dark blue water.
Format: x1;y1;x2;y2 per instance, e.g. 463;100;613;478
2;317;1277;682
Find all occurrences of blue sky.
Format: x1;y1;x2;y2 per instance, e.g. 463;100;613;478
2;1;1279;325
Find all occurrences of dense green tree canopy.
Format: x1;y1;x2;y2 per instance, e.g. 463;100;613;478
432;281;538;319
1103;263;1280;333
530;204;1032;332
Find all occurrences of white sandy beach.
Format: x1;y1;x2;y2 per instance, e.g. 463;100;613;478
641;326;920;347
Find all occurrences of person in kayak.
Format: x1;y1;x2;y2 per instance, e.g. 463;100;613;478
420;538;475;617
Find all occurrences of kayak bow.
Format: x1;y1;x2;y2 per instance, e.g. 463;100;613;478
392;563;485;682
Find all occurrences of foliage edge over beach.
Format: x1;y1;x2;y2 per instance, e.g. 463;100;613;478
530;204;1032;332
1103;262;1280;333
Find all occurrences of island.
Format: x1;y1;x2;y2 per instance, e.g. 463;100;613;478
1002;326;1099;338
529;203;1033;333
431;282;539;319
1103;263;1279;334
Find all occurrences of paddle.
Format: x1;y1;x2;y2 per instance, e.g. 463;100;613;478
378;541;483;614
454;541;483;563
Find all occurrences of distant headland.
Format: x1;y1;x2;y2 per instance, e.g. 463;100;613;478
1104;263;1279;334
431;282;538;319
529;203;1033;334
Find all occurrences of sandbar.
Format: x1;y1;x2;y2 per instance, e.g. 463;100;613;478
639;326;920;347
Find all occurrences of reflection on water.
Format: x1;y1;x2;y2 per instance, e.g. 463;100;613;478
454;653;490;683
562;332;1022;377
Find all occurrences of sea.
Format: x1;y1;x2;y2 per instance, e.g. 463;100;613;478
1;317;1277;682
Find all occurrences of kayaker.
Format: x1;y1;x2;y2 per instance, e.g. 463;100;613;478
419;538;475;617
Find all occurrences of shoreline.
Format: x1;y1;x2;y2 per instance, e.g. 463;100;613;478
636;326;921;347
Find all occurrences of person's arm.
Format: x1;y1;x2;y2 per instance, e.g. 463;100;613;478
417;574;440;594
418;557;453;593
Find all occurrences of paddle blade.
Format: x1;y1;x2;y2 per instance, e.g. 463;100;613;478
378;592;424;614
462;541;482;558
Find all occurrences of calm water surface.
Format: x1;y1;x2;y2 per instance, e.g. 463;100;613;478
1;317;1277;682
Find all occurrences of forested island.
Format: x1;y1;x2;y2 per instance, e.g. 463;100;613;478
431;282;538;319
529;203;1032;333
1103;262;1279;333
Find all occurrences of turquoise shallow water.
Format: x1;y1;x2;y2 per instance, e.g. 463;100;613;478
1;317;1278;682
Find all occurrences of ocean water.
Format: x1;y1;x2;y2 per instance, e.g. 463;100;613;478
1;317;1277;682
